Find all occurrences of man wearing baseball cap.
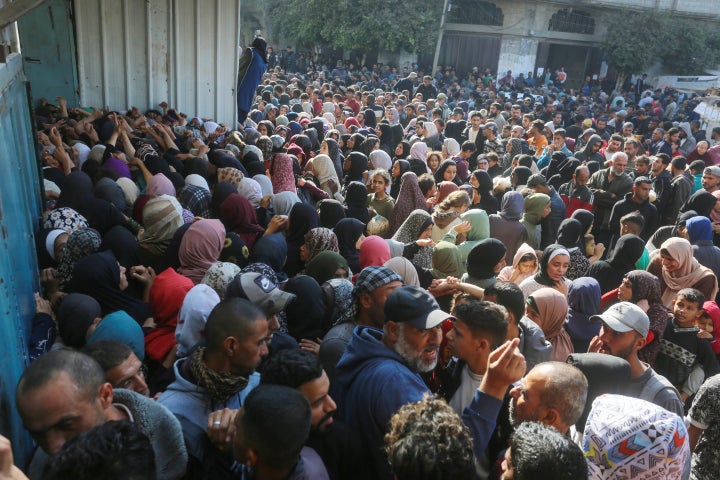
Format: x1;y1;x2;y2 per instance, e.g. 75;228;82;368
701;166;720;193
319;266;402;382
589;302;683;415
333;286;526;478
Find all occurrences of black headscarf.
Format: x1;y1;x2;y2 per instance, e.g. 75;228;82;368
434;160;459;185
334;217;365;274
283;275;327;341
391;159;412;199
318;199;347;229
212;182;238;216
556;218;583;249
345;152;368;184
534;243;570;287
466;239;507;280
471;169;498;214
57;172;126;234
681;190;717;218
68;250;151;325
285;203;320;277
249;232;288;283
606;234;645;270
344;182;371;224
512;166;533;187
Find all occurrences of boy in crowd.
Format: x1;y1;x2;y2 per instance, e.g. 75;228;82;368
655;288;720;405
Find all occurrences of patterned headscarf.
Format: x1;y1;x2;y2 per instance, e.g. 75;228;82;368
392;209;434;269
270;153;297;194
584;394;689;480
217;167;245;190
201;261;242;299
390;171;427;235
178;184;212;218
304;227;339;261
56;228;102;289
43;207;89;233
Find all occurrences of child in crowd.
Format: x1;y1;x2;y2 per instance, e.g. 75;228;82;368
496;243;537;285
698;301;720;361
366;169;395;221
655;288;720;404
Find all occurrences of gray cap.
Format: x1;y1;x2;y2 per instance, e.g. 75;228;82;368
591;301;649;338
527;174;548;188
704;166;720;177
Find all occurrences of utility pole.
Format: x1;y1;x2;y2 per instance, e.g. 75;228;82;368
432;0;450;75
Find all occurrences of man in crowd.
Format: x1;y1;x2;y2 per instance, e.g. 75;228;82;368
587;151;633;247
559;164;594;217
608;176;659;246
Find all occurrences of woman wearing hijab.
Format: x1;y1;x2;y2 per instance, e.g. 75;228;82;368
55;228;102;291
587;234;646;295
614;270;669;366
434;160;460;186
390;172;427;235
424;241;464;285
57;171;126;234
443;209;490;264
249;233;289;284
408;142;430;177
145;267;194;368
503;137;524;170
219;194;265;250
393;141;411;164
43;206;90;233
389;160;411;200
317;199;346;229
565;277;602;354
201;262;242;299
647;237;719;308
359;235;391;270
321;138;345;182
489;191;526;263
335;218;365;273
94;177;129;215
236;177;264;208
521;193;551;250
285;203;320;277
497;243;538;285
211;182;238;217
270;153;298;194
343;151;369;187
519;244;572;298
283;275;328;341
392;209;435;269
300;227;339;265
511;166;533;191
525;287;574;362
680;190;718;218
259;188;295;219
176;219;226;284
69;250;152;325
462;239;506;288
344;181;371;224
311;154;342;198
178;184;212;219
555;218;590;280
468;170;498;214
304;251;350;285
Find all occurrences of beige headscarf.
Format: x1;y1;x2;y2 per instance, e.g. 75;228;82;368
529;287;574;362
658;237;718;307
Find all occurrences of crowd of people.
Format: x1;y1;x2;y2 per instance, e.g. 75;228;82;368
5;44;720;480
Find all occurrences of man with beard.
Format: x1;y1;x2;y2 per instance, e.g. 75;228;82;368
261;349;369;480
331;285;451;479
508;362;587;436
588;302;683;416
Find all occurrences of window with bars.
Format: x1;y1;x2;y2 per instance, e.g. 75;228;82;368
447;0;504;26
548;9;595;35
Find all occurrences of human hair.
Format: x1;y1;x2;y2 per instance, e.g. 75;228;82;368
82;341;133;372
574;165;589;177
484;282;525;325
417;173;436;196
460;140;477;153
626;138;642;150
656;152;671;165
667;127;680;137
260;349;323;389
633;176;651;187
609;133;623;144
437;190;471;211
508;421;587;480
675;288;705;309
240;385;311;467
516;154;533;168
367;215;389;237
634;154;649;166
553;129;567;138
44;420;156;480
470;111;482;119
385;395;477;480
373;168;391;185
204;298;265;352
534;362;588;428
486;151;499;162
17;349;105;402
619;211;645;235
453;301;509;349
671;156;687;170
451;292;477;313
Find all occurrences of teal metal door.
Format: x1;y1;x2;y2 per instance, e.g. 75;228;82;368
0;52;43;467
17;0;79;107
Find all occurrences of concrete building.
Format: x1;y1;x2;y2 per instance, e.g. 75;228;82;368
434;0;717;88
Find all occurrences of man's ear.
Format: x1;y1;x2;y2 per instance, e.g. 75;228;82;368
246;448;258;468
97;382;114;410
385;321;400;342
359;292;373;310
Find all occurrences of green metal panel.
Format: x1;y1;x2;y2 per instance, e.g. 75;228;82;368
0;52;43;467
17;0;79;107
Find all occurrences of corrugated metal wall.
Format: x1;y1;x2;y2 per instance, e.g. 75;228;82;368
74;0;241;125
0;52;42;466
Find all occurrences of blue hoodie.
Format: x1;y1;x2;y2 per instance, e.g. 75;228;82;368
686;216;720;275
331;325;429;479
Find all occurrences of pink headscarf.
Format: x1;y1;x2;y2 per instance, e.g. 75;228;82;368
147;173;176;197
360;235;391;269
529;287;574;362
271;153;297;194
177;219;226;284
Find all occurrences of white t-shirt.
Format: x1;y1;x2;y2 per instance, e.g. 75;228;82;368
449;363;484;415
